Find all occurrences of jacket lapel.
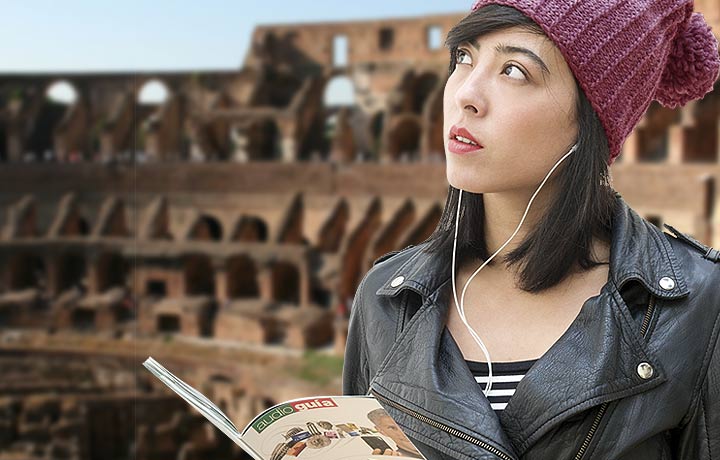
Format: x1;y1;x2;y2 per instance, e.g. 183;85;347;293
498;283;666;455
370;278;520;459
370;193;690;458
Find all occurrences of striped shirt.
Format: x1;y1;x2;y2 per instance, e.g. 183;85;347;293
465;359;538;414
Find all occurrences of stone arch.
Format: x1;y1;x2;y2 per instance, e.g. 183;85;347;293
96;252;128;292
189;214;223;241
270;261;300;304
387;116;421;161
7;253;46;290
183;254;215;296
246;118;281;161
226;255;259;299
232;215;268;242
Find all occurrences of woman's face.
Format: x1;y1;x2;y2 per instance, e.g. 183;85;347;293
443;26;579;195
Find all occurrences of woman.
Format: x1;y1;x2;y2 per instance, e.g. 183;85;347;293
343;1;720;459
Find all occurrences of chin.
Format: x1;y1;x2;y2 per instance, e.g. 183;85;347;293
447;170;493;194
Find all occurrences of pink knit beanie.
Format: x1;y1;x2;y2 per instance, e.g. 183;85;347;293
470;0;720;165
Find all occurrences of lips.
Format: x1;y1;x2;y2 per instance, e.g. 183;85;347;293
448;124;483;154
449;124;483;148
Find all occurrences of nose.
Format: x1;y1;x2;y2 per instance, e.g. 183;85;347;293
453;66;488;116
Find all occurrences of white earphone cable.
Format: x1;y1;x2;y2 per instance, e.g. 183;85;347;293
451;142;578;397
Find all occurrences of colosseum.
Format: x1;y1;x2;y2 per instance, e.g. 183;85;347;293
1;3;720;459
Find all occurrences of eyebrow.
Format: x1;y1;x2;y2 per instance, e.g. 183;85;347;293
466;39;550;75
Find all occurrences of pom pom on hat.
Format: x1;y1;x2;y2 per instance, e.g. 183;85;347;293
655;12;720;109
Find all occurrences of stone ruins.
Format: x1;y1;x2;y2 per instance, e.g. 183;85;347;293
0;3;719;458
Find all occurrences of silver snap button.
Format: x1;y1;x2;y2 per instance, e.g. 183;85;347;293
637;362;654;379
390;276;405;288
659;276;675;290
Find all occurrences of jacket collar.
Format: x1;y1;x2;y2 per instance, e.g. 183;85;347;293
376;192;689;301
369;193;690;458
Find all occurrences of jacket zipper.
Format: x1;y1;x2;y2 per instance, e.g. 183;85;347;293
370;388;515;460
573;294;657;460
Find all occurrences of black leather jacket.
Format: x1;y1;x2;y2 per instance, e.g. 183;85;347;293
343;195;720;459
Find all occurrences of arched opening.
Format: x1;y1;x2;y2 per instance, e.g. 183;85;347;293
637;103;677;163
232;216;268;242
96;253;128;292
332;35;348;67
149;201;173;240
226;255;260;299
189;215;223;241
157;314;181;333
137;79;170;105
183;254;215;296
687;95;720;162
270;261;300;304
412;73;439;114
317;200;348;253
369;111;385;159
388;118;421;161
57;253;87;292
71;308;95;330
60;210;91;237
101;202;130;237
46;81;78;105
426;25;443;50
310;285;332;308
145;279;167;297
246;119;280;161
7;253;46;290
324;76;355;107
27;81;78;161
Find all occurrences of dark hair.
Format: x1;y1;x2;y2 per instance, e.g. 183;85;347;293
423;4;618;293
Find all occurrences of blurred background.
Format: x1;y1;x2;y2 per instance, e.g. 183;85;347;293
0;1;719;459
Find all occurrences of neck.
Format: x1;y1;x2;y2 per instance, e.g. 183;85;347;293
481;185;554;263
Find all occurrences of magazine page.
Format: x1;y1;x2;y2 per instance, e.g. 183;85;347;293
240;395;427;460
142;357;264;460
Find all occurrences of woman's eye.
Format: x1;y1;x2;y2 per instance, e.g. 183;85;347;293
503;64;527;80
455;48;471;65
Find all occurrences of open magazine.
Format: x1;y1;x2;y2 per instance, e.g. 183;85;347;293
142;357;427;460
